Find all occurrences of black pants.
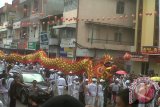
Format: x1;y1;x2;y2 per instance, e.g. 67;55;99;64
10;97;16;107
79;92;85;105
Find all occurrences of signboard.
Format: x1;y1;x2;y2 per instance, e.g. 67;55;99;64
76;48;94;57
60;47;74;57
131;54;149;62
13;21;21;29
18;40;27;49
60;38;75;47
10;42;18;49
28;42;36;50
4;44;10;49
40;32;48;45
142;46;160;54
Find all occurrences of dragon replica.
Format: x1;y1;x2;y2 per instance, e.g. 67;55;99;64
0;50;117;80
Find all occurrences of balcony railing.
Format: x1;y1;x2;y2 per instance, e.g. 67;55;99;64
88;38;134;46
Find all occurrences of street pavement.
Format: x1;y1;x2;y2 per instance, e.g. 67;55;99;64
17;100;26;107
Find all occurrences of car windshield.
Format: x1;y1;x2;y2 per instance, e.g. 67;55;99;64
22;73;45;83
0;66;4;73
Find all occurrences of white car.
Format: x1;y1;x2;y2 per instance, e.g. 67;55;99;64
0;100;3;107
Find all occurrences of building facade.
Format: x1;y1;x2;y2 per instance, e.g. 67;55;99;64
0;3;15;53
7;0;64;55
131;0;159;75
52;0;136;65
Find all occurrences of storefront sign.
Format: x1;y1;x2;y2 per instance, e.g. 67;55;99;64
131;54;149;62
10;42;18;49
76;48;94;57
60;38;75;47
18;40;27;49
142;46;160;54
13;21;21;29
40;32;48;45
60;48;74;57
4;44;10;49
28;42;36;50
149;55;160;63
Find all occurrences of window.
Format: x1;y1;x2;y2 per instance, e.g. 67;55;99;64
23;4;28;17
34;0;38;12
64;0;78;12
116;1;125;14
114;32;122;42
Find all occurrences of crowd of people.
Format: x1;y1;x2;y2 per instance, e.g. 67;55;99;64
0;59;159;107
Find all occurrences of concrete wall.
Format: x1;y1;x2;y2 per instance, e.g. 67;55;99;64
44;0;64;16
78;0;136;27
77;0;136;50
149;62;160;75
63;9;77;24
131;61;142;75
141;0;155;47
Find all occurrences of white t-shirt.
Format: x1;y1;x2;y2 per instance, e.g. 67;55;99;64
98;84;103;97
73;81;80;93
7;78;14;90
88;83;97;97
110;83;120;92
57;77;66;86
67;76;74;85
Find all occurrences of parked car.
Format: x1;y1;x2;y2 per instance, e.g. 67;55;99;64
15;71;52;104
0;66;5;74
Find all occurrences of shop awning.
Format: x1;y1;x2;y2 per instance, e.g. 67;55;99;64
0;28;7;32
52;24;76;29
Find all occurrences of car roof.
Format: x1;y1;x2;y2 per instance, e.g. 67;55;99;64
21;71;40;74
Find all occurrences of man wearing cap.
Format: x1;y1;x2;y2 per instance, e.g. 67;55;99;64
57;74;66;95
84;79;89;105
97;79;105;107
73;76;80;100
67;71;74;96
88;78;97;107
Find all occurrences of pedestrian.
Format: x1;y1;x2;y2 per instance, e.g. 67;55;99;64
84;79;89;105
41;95;84;107
79;77;85;105
57;74;66;95
110;79;120;105
9;75;27;107
73;76;80;100
28;80;40;107
88;78;97;107
0;78;8;107
67;71;74;96
97;79;105;107
116;88;137;107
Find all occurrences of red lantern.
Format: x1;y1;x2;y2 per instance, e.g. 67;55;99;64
123;52;131;61
54;16;57;20
139;13;142;17
131;14;135;17
61;17;64;21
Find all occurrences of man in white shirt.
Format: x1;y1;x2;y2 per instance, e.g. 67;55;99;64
57;74;66;95
88;78;97;107
67;71;74;96
72;76;79;100
84;79;89;105
97;79;105;107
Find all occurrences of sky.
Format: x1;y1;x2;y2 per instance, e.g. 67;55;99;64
0;0;13;8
